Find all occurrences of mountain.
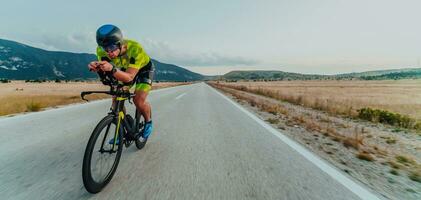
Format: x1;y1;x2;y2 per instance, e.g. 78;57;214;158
335;68;421;79
354;68;421;80
151;60;204;81
222;70;328;80
0;38;204;81
219;68;421;81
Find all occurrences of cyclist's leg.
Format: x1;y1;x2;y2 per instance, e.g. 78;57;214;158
132;62;154;138
133;84;152;122
112;96;116;110
133;84;153;139
132;61;154;122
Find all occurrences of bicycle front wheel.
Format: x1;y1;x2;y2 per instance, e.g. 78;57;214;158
82;115;123;193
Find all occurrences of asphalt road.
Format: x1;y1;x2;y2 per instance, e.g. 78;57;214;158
0;83;381;200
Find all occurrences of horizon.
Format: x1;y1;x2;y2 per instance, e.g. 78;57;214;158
1;37;420;77
2;1;421;75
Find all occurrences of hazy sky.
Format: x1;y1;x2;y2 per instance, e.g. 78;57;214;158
1;0;421;75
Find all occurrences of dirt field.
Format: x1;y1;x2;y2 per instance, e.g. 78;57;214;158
0;81;190;116
216;80;421;120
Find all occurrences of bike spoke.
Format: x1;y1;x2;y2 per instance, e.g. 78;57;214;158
100;123;112;151
90;122;119;183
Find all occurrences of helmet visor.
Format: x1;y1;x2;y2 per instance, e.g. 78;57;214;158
101;44;119;53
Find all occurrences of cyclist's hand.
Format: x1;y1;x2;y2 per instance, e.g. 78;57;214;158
98;61;113;72
88;61;100;72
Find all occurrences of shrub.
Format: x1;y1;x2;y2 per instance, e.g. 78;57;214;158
357;107;415;129
388;161;401;169
386;138;397;144
390;169;399;176
409;171;421;183
26;101;43;112
266;118;280;124
356;152;375;162
343;138;359;149
414;121;421;131
395;155;416;166
0;79;10;83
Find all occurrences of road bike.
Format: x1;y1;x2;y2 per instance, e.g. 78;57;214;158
81;71;148;193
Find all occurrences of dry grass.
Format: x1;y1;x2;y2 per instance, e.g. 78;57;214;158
304;119;322;132
26;101;43;112
217;85;290;117
0;94;109;115
409;171;421;183
395;155;416;166
388;161;402;169
342;127;365;150
211;80;421;120
356;151;375;162
266;118;280;124
0;81;190;116
385;137;397;144
389;169;400;176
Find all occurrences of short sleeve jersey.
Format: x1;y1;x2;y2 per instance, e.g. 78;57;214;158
96;39;150;71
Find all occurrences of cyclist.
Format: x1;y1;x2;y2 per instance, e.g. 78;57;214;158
88;24;154;143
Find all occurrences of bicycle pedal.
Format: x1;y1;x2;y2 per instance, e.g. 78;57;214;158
124;139;133;147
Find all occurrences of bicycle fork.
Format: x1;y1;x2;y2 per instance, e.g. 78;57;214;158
111;96;129;150
112;111;125;151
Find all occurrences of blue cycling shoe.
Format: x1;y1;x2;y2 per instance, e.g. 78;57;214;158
142;121;153;139
108;137;120;145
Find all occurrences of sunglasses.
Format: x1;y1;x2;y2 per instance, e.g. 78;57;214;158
102;44;119;53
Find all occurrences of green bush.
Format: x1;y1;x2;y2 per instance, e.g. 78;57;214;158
0;79;10;83
358;108;415;129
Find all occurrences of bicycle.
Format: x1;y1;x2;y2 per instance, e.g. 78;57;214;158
81;71;149;193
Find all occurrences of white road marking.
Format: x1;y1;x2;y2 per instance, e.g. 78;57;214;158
207;83;381;200
175;93;187;100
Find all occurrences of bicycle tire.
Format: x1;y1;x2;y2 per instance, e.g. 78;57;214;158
135;109;151;150
135;136;148;150
82;115;123;193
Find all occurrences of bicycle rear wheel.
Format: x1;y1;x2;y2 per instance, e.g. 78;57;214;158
135;126;148;149
135;109;151;150
82;115;123;193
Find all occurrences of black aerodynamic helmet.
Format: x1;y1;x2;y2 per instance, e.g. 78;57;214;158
96;24;124;49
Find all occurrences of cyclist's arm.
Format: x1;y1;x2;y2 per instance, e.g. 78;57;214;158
113;66;138;82
97;61;138;83
96;46;138;82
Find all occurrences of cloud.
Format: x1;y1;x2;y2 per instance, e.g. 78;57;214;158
33;30;97;53
141;39;259;67
6;32;259;67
